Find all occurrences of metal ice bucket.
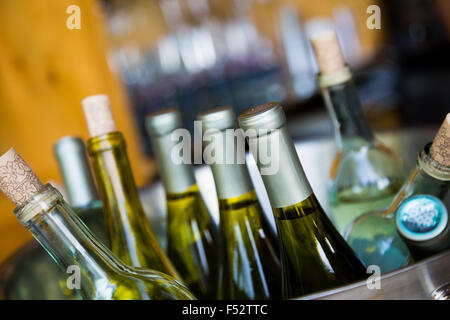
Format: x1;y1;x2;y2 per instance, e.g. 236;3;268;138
1;129;449;300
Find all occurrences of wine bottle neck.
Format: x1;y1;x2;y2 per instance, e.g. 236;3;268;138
321;78;374;149
150;130;196;194
87;132;146;234
206;128;253;200
248;125;312;208
54;137;99;209
384;144;450;216
16;185;118;298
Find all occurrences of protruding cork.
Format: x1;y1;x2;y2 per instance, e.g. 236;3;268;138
310;30;346;75
81;94;117;137
430;113;450;167
0;148;43;207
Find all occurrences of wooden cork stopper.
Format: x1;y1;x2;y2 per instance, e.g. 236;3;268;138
0;148;43;207
430;113;450;167
310;30;346;75
82;94;117;137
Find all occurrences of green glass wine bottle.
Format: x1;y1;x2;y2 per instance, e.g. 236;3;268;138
54;136;109;246
345;114;450;272
81;94;179;279
394;115;450;261
0;149;195;300
310;30;406;234
146;109;218;299
238;102;367;299
198;107;282;300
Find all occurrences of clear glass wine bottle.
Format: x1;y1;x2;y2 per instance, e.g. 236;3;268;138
310;30;406;234
0;149;195;300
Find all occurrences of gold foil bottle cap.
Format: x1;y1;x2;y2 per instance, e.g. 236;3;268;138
82;94;117;137
430;113;450;167
0;148;43;207
310;30;346;75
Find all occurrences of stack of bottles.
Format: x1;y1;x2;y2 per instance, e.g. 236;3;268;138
0;29;448;300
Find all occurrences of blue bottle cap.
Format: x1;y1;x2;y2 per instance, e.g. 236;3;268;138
396;195;448;242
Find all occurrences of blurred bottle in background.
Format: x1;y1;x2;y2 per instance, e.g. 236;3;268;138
310;30;406;234
101;0;382;157
54;136;110;246
146;109;218;299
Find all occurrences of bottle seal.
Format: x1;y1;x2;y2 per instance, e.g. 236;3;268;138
146;108;196;194
146;108;183;137
198;106;253;199
197;106;236;131
239;103;313;208
430;113;450;168
0;148;44;207
54;136;98;207
82;94;117;137
239;102;286;134
396;194;448;242
310;30;346;75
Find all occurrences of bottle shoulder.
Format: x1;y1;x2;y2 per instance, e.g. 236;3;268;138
330;140;406;203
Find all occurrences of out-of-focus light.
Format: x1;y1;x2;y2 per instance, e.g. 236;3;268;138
158;35;181;75
192;27;217;70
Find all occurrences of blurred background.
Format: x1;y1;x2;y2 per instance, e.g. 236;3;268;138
0;0;449;262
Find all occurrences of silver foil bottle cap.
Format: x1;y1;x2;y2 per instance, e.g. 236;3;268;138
197;106;236;131
239;102;313;208
53;136;98;208
198;106;254;199
146;108;183;137
146;108;195;194
238;102;286;132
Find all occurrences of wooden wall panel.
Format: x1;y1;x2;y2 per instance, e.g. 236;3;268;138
0;0;154;263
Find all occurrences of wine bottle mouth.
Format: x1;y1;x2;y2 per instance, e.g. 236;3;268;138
86;131;126;154
238;102;286;132
317;65;352;88
14;184;62;225
419;143;450;181
146;108;183;137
